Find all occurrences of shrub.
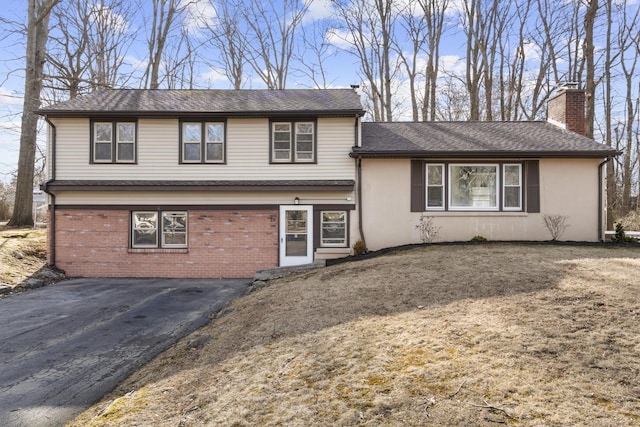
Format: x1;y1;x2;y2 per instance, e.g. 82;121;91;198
542;214;569;241
612;222;637;243
415;214;440;243
470;235;487;242
352;238;367;256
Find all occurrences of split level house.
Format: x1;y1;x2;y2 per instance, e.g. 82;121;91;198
39;87;617;278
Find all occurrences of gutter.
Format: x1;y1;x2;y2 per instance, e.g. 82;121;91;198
350;150;620;159
42;116;56;268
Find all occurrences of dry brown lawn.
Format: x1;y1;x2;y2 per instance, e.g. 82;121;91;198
0;225;49;290
68;244;640;426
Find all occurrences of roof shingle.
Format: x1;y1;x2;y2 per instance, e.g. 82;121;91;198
39;88;365;117
354;121;617;158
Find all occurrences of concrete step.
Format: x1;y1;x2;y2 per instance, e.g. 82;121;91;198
254;260;326;281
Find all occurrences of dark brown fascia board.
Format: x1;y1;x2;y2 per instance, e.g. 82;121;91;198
43;180;355;193
38;109;366;118
54;203;357;211
349;150;619;159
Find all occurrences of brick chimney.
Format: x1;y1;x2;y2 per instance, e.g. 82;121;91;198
547;85;585;136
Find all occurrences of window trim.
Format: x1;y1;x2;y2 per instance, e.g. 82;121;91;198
448;163;499;211
179;120;226;164
90;119;137;164
422;161;525;213
270;119;317;164
320;210;348;247
503;163;523;211
131;210;188;249
425;163;445;211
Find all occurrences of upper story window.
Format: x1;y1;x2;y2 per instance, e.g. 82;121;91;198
91;120;136;163
180;121;225;164
271;120;316;163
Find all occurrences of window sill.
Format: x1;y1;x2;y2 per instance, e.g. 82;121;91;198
423;211;528;217
316;247;350;253
128;248;189;254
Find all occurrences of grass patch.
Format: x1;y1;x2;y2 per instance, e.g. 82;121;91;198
67;244;640;426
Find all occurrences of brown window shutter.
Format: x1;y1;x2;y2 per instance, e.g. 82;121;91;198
525;160;540;213
410;160;425;212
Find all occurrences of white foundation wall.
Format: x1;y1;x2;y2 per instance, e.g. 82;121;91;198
360;158;603;249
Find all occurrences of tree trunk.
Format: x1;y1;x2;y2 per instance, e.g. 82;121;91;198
9;0;58;227
604;0;615;229
583;0;597;139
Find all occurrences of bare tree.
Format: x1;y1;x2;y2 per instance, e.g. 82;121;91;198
461;0;484;120
583;0;598;140
8;0;60;227
46;0;136;98
618;2;640;214
143;0;184;89
420;0;448;121
242;0;311;89
497;0;530;121
295;19;340;89
333;0;396;121
394;1;428;121
204;0;246;89
603;0;616;228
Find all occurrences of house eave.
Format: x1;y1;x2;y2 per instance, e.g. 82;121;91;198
42;180;356;194
349;150;619;159
38;109;366;119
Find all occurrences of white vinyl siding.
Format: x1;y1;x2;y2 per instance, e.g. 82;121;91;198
52;117;355;180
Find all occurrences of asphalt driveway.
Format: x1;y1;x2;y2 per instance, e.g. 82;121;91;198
0;277;251;427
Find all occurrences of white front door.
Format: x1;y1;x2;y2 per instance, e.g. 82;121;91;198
279;205;313;266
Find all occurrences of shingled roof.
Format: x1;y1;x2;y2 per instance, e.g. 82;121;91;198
38;88;365;117
353;121;617;158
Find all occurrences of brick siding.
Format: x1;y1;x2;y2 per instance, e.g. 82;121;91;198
50;209;278;278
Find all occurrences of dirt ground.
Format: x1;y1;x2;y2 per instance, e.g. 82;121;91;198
66;243;640;426
0;224;65;295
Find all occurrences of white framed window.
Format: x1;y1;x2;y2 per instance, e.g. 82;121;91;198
295;122;314;162
93;122;113;162
272;122;292;161
116;123;136;162
182;123;202;162
426;164;445;210
449;164;499;211
503;164;522;210
92;121;136;163
271;120;315;163
161;212;188;248
321;211;347;247
132;211;158;248
132;211;188;248
181;121;225;163
205;123;224;162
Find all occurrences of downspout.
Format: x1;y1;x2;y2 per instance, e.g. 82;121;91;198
354;115;367;249
598;157;610;242
357;157;367;249
42;116;56;267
